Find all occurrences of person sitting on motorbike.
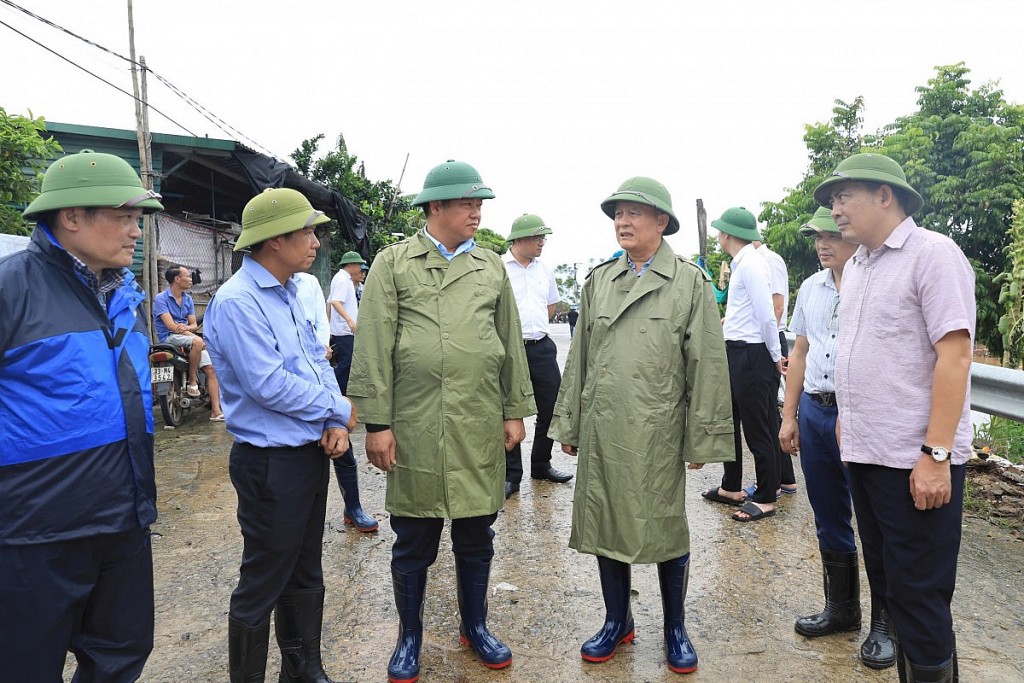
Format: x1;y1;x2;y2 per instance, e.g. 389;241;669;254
153;265;224;421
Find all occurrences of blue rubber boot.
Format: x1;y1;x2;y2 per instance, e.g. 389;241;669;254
658;554;698;674
455;559;512;669
333;446;378;532
387;569;427;683
581;556;635;663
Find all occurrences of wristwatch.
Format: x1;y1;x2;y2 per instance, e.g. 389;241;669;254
921;445;951;462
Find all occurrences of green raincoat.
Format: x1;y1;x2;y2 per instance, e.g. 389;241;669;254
549;240;734;564
348;231;536;519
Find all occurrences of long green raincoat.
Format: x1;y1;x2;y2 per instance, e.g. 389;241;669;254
348;231;536;519
549;240;734;564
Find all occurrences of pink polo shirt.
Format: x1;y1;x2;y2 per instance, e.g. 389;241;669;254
836;217;976;467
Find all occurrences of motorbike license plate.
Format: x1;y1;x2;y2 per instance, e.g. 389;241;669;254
151;366;175;383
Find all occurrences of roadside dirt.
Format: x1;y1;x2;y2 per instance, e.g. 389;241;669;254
64;324;1024;682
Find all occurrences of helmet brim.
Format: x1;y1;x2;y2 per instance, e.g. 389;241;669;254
600;192;680;235
23;185;164;219
233;210;329;251
412;184;495;207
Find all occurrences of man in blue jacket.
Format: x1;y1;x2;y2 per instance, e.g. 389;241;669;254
0;150;164;681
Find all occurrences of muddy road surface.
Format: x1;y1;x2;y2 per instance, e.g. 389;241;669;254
68;324;1024;682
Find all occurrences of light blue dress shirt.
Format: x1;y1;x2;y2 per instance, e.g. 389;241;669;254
422;227;476;261
205;255;351;447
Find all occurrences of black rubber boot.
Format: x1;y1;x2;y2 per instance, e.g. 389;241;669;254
333;447;378;532
581;556;635;663
229;616;270;683
275;588;336;683
860;596;896;669
658;554;698;674
455;558;512;669
387;569;427;683
794;549;862;637
904;654;955;682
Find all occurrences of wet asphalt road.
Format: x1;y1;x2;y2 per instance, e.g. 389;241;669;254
69;324;1024;682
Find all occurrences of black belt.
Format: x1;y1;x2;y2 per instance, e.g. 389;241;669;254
809;392;837;407
524;336;548;346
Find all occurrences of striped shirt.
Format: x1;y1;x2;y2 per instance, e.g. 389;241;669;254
836;217;975;468
789;268;840;394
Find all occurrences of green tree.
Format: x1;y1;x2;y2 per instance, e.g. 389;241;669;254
473;227;508;255
291;134;418;266
1;107;62;234
997;199;1024;367
759;97;866;301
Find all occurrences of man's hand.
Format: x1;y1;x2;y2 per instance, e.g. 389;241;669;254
320;428;350;458
503;419;526;452
687;462;705;470
775;358;786;376
324;345;334;361
366;429;397;472
909;455;952;510
561;443;578;456
779;415;799;454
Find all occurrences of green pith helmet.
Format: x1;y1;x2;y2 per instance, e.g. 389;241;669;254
799;206;840;236
507;213;552;241
23;149;164;219
711;206;761;242
600;176;679;235
235;188;329;252
412;160;495;207
339;250;366;265
813;152;924;215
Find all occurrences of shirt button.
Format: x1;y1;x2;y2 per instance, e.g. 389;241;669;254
444;377;451;385
639;326;647;333
825;353;830;358
824;374;829;379
831;334;836;339
627;417;635;424
632;372;640;379
442;333;450;340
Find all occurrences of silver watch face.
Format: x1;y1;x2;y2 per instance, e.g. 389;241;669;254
930;447;950;462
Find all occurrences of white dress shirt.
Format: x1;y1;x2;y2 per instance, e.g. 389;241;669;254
327;268;358;336
757;244;789;330
293;272;331;347
722;243;782;361
503;253;560;340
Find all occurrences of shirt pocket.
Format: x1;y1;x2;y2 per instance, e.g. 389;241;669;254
863;289;902;339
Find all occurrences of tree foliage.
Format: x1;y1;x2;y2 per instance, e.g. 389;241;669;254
997;199;1024;367
0;107;62;235
290;134;420;267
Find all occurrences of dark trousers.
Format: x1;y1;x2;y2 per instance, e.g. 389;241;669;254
777;331;796;486
506;336;561;485
849;462;965;666
0;528;153;682
721;341;781;504
798;393;855;552
229;441;331;626
391;514;498;574
330;334;354;395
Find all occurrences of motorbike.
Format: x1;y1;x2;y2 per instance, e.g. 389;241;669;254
149;341;209;427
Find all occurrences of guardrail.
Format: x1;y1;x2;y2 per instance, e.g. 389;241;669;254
783;332;1024;422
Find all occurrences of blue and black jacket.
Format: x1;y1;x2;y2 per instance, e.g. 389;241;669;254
0;226;156;545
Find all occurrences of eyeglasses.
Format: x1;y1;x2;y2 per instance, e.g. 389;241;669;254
531;236;547;244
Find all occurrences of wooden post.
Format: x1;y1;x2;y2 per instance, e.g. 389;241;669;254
696;198;707;262
128;0;157;341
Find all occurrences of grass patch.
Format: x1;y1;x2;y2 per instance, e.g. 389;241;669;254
973;416;1024;464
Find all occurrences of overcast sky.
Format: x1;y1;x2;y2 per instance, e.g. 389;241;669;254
2;0;1023;269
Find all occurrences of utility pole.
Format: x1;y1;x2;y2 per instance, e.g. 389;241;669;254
128;0;157;341
696;198;707;261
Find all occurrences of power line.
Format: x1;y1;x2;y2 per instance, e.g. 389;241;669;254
0;0;285;160
0;16;198;136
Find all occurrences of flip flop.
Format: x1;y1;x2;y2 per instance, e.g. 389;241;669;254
186;384;201;397
732;501;776;523
780;484;798;495
701;488;746;507
209;414;226;422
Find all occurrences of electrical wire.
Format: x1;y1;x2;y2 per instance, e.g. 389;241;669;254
0;16;198;136
0;0;285;160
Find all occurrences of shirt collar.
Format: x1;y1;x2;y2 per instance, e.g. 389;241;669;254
732;242;757;265
423;227;476;260
38;221;125;302
853;216;918;264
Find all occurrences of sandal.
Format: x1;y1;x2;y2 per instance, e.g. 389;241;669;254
732;501;776;523
209;414;226;422
701;487;746;507
186;384;201;397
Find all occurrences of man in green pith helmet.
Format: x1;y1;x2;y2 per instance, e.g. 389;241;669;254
205;187;356;683
347;160;535;683
778;207;896;669
815;152;974;681
0;150;163;681
326;249;378;532
549;176;733;675
502;213;573;500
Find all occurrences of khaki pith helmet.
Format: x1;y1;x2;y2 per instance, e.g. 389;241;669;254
412;160;495;206
600;176;680;235
507;214;552;241
235;188;329;252
23;149;164;219
813;153;924;215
